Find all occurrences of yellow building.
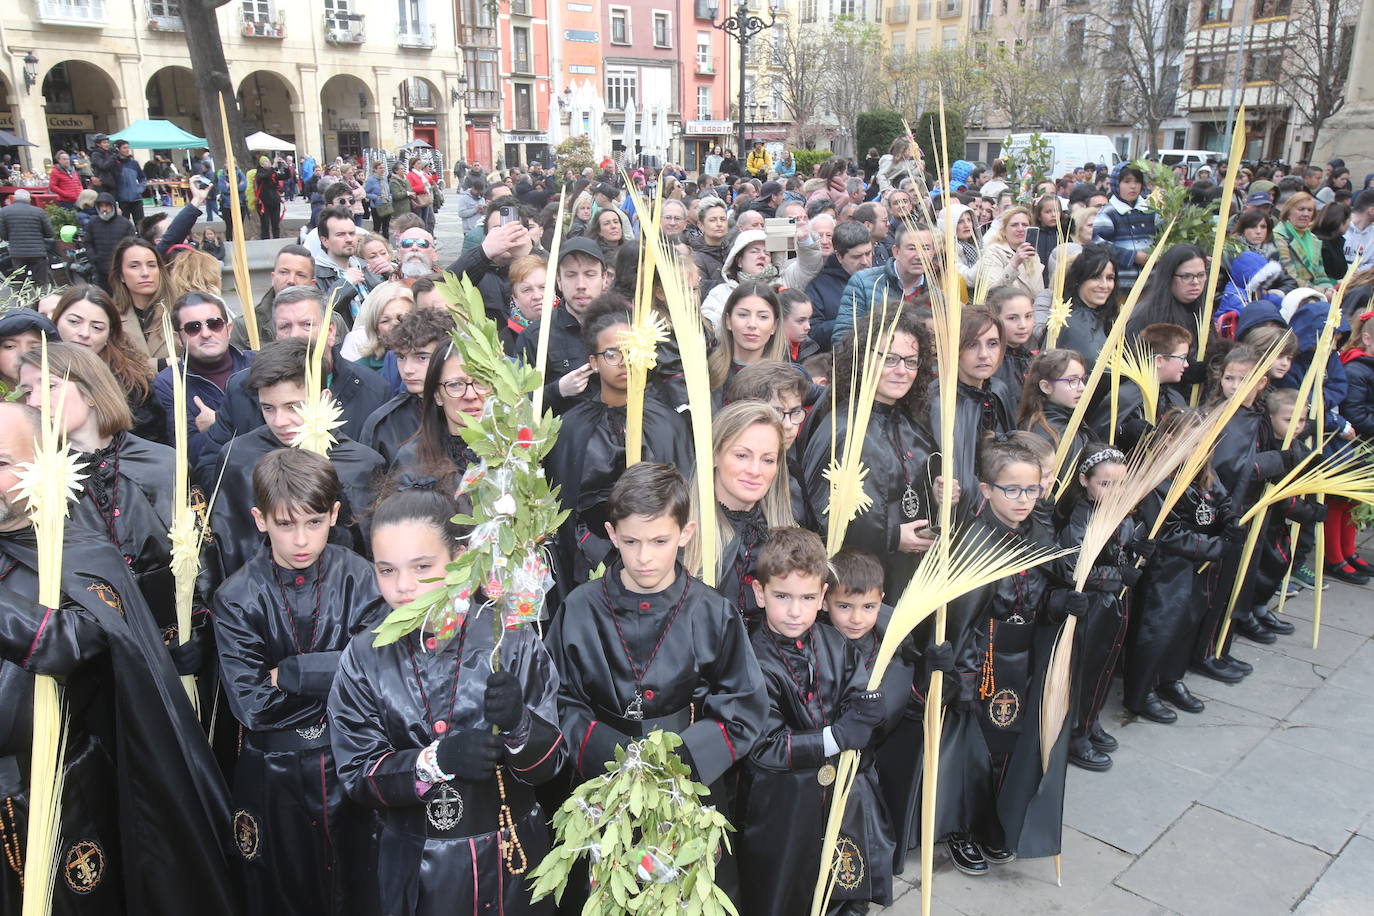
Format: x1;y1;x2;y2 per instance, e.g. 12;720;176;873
0;0;475;167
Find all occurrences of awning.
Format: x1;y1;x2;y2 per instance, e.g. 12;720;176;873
245;130;295;151
110;119;207;149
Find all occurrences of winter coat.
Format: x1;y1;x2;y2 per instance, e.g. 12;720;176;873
48;164;84;203
1273;222;1335;289
0;200;54;258
1093;196;1158;293
1217;250;1285;320
1055;301;1111;367
116;156;148;204
151;346;254;467
1340;348;1374;438
85;192;136;278
89;144;121;190
805;253;858;348
387;175;413;216
831;260;928;345
974;241;1046;299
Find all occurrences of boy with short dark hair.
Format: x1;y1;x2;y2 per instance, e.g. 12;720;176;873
359;307;456;465
0;307;57;390
547;462;766;793
206;336;386;572
214;448;388;915
738;527;894;916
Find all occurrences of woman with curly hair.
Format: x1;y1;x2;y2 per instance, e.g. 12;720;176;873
802;305;938;601
52;284;167;443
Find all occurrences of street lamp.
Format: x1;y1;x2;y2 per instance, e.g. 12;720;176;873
709;0;779;164
22;52;38;91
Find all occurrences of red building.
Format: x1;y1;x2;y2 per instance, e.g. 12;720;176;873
499;0;555;166
599;0;679;162
677;0;731;171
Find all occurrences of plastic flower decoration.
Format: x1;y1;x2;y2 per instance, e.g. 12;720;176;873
290;320;345;455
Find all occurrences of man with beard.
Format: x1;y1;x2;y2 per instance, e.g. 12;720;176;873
393;225;441;282
0;401;239;915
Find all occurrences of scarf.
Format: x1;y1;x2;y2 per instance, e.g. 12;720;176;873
736;263;781;285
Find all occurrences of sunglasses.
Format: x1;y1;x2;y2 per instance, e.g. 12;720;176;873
178;317;227;335
399;238;433;249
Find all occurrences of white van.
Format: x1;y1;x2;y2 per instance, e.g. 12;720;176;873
1153;149;1217;177
1004;133;1123;179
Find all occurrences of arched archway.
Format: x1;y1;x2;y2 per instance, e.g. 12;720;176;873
145;66;203;138
396;77;443;155
237;70;298;143
320;74;374;160
41;60;120;154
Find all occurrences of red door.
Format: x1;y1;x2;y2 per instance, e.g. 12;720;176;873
413;127;437;149
467;126;493;169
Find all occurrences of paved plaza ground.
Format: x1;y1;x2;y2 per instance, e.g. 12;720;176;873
879;533;1374;915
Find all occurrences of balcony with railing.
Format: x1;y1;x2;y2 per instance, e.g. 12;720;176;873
145;1;183;30
511;0;530;14
465;90;501;111
459;24;498;46
938;0;960;16
398;23;436;48
241;10;286;37
37;0;107;25
324;12;365;44
890;4;910;22
696;55;716;74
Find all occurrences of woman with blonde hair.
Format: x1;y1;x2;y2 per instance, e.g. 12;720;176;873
52;284;165;443
569;191;595;235
166;247;223;298
1273;191;1336;292
687;400;795;630
340;280;415;370
974;205;1046;298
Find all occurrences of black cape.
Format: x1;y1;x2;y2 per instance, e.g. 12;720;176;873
360;392;423;469
927;378;1015;500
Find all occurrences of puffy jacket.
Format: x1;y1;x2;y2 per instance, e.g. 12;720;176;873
805;253;856;348
1093;195;1158;293
85;192;136;277
832;259;928;344
0;200;54;258
1279;296;1349;433
89;145;121;190
1340;349;1374;438
1218;250;1285;320
48;165;84;203
746;149;771;175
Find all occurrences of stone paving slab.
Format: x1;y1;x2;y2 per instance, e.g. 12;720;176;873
1295;834;1374;915
1115;805;1330;914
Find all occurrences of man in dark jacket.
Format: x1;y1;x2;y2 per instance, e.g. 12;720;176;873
196;286;391;477
806;221;873;349
313;206;379;327
85;192;136;289
749;181;784;219
114;140;148;222
513;237;609;414
89;134;121;191
230;244;317;350
0;190;54;285
446;215;533;352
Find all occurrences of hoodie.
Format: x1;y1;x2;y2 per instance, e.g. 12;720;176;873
1218;250;1285;320
1280;295;1350;433
1093;163;1158;294
937;201;981;283
86;191;136;277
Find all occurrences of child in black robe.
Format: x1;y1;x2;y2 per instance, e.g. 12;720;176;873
1017;347;1090;470
738;527;893;916
360;307;456;467
1088;323;1193;449
329;481;565;915
214;448;387;915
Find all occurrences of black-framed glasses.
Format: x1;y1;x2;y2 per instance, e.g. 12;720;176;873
775;405;806;425
400;238;433;249
178;317;227;335
440;378;490;398
1051;375;1088;389
990;483;1044;501
1174;271;1207;282
882;353;920;371
591;348;626;366
1160;353;1191;364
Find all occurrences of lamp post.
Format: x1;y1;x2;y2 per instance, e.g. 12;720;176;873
709;0;779;165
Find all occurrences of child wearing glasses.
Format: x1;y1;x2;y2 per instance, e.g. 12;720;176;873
1017;348;1089;466
543;297;692;591
801;308;941;603
935;435;1077;876
1089;323;1193;449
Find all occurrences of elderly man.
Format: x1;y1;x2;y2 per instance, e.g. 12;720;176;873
0;189;54;285
154;290;253;465
446;216;535;351
394;225;441;281
231;243;317;349
810;212;837;259
659;199;688;240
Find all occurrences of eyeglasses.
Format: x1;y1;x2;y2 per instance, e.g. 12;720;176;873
178;317;227;335
440;378;490;398
1051;375;1088;389
337;196;354;204
989;483;1044;501
590;348;626;366
399;238;433;249
774;406;806;425
882;353;921;371
1174;271;1208;282
1159;353;1191;364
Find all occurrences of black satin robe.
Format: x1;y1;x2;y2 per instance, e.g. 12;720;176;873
993;344;1033;412
547;563;766;790
205;426;385;575
1024;401;1089;474
803;402;938;603
328;614;566;916
1087;379;1188;450
213;544;388;915
544;394;694;591
360;393;423;469
1123;479;1228;708
0;525;237;915
928;378;1016;500
738;624;895;916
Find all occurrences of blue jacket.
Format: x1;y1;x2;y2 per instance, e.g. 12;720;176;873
1278;300;1349;434
302;156;317;182
152;346;255;467
832;259;926;344
1093;196;1157;293
1219;251;1284;320
805;254;856;348
1341;351;1374;438
117;157;148;203
363;174;389;208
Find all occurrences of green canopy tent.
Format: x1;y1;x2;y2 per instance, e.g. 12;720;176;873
110;119;207;149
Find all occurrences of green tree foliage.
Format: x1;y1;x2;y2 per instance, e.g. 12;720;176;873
791;149;834;178
555;136;597;176
914;110;965;170
1133;158;1228;253
856;111;907;162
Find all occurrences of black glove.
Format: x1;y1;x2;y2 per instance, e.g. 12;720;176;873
1121;565;1143;588
435;728;503;782
483;671;526;733
1223;521;1249;543
1282;445;1307;471
830;690;885;751
1062;590;1089;618
1131;537;1157;563
1307;501;1329;523
924;641;955;676
166;628;203;676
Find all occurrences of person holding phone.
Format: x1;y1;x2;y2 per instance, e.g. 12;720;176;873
974;206;1046;299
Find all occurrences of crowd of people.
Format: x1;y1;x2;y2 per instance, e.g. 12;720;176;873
0;128;1368;916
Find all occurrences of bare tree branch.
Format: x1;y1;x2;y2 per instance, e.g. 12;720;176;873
1277;0;1357;146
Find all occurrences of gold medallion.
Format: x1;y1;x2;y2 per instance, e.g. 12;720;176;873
817;763;837;786
833;836;865;891
988;688;1021;728
233;809;260;860
63;839;104;893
